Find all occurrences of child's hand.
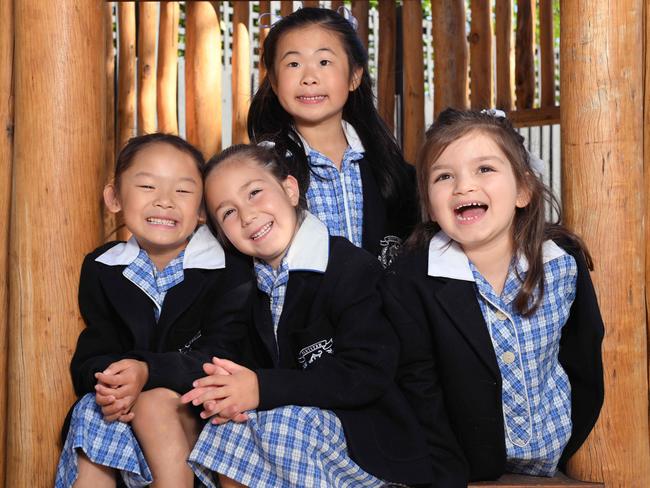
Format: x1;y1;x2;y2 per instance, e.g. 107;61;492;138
94;359;148;422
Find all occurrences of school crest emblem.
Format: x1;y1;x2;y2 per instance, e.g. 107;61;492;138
298;339;334;369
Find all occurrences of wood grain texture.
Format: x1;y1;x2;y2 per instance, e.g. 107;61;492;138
495;0;514;110
470;472;603;487
157;1;179;135
469;0;493;109
137;2;157;134
401;0;424;163
351;0;370;51
280;1;293;17
104;2;117;241
515;0;535;109
539;0;555;107
645;0;650;472
232;1;251;144
7;1;105;485
377;0;396;132
561;0;650;485
185;1;222;156
117;2;136;150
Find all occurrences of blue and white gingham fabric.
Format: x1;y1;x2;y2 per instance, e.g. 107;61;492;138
123;249;185;321
55;393;152;488
470;253;577;475
306;147;364;248
188;405;384;488
254;257;290;337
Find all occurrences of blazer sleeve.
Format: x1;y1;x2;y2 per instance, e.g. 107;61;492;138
256;254;398;410
381;267;469;487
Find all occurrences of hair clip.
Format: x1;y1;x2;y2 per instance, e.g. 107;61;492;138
480;108;545;177
337;6;359;31
258;12;282;29
257;140;276;149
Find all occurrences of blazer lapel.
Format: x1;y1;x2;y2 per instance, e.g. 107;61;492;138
435;278;501;379
253;291;279;365
359;159;386;255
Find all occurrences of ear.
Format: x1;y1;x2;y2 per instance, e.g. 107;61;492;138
516;183;532;209
103;183;122;214
198;205;207;226
282;175;300;207
349;67;363;91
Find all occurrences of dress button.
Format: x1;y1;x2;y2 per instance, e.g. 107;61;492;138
495;310;508;321
502;351;516;364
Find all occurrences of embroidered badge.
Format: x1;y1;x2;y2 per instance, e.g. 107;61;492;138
378;235;403;268
298;339;334;369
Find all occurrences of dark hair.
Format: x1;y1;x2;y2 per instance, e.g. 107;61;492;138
203;144;306;247
408;108;592;316
114;133;205;189
248;7;412;206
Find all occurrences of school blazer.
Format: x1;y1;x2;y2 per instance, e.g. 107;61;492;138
381;240;605;482
70;241;254;398
236;237;435;485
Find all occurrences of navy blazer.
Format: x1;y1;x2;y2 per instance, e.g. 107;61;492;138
231;236;435;486
381;239;604;482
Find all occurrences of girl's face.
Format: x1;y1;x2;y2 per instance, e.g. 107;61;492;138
427;131;530;255
205;159;300;269
271;25;362;131
104;143;203;267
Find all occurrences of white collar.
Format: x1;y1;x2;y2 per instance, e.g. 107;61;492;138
427;230;566;281
95;224;226;270
285;212;329;272
295;120;365;156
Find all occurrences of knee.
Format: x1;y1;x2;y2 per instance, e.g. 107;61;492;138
131;388;181;426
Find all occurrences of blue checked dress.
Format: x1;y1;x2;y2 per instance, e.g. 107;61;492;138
187;257;385;488
470;252;577;475
55;250;185;488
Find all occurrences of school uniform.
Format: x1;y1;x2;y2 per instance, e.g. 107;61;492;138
55;225;253;488
380;232;604;482
189;213;434;488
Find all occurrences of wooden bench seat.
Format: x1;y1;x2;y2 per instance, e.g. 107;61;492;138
469;473;604;487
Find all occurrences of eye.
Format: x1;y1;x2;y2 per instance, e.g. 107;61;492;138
319;59;332;66
137;184;155;190
433;173;452;183
478;165;496;174
249;188;262;198
176;188;194;194
287;61;300;68
221;208;235;221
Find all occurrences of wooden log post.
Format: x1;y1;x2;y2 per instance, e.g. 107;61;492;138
377;0;396;132
330;0;344;11
185;1;222;157
117;2;136;151
645;0;650;453
539;0;555;108
0;0;14;483
431;0;468;116
469;0;493;109
401;0;424;164
7;1;105;485
157;1;180;135
562;0;650;485
104;3;116;241
258;0;271;81
280;1;293;18
495;0;514;110
351;1;369;51
138;2;157;135
515;0;535;110
232;1;251;145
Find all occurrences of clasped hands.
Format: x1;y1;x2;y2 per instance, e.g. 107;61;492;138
94;358;148;423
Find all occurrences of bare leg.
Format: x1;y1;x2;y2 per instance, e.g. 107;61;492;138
219;474;248;488
72;452;116;488
131;388;200;488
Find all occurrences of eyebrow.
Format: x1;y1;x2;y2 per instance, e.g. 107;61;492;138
214;179;266;212
133;171;199;184
279;47;337;61
432;155;505;169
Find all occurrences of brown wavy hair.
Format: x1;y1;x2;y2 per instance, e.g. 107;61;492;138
407;108;592;316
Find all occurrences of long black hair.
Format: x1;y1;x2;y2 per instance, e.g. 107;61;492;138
248;7;411;207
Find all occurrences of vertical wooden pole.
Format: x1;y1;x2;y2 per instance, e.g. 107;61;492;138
469;0;493;109
431;0;468;116
8;1;105;485
644;0;650;464
515;0;535;109
117;2;136;151
402;0;424;164
104;3;116;241
0;0;14;483
258;0;271;81
157;1;180;135
303;1;320;6
562;0;650;485
495;0;514;110
280;1;293;17
232;1;250;144
138;2;157;135
377;0;396;132
185;1;222;157
539;0;555;107
330;0;344;11
351;0;370;51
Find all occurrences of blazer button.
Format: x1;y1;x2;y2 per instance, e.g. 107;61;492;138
502;351;516;364
495;310;508;321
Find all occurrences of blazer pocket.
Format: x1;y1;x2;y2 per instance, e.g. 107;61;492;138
290;316;335;370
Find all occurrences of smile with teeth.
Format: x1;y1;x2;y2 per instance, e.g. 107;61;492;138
147;217;177;227
454;202;488;222
251;222;273;240
298;95;326;103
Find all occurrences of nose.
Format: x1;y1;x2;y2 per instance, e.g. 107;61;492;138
452;174;477;195
153;191;174;209
239;206;257;226
301;65;318;86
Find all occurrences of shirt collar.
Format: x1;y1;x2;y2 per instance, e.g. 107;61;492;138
295;120;365;156
284;211;329;273
95;224;226;270
427;230;566;281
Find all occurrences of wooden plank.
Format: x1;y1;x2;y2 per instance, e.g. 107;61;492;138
470;473;604;487
8;1;105;485
515;0;535;109
561;0;649;485
431;0;468;116
117;2;136;150
137;2;157;134
506;106;560;128
401;0;424;163
469;0;493;109
495;0;514;110
232;1;250;144
104;2;116;241
377;0;396;132
185;1;222;156
280;1;293;17
302;1;320;6
0;0;13;483
646;2;650;477
258;0;271;81
157;1;179;135
539;0;555;107
351;0;369;51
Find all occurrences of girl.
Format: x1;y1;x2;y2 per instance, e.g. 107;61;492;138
181;144;445;488
55;133;253;488
248;7;417;266
381;109;604;481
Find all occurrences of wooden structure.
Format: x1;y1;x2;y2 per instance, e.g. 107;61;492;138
0;1;648;487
